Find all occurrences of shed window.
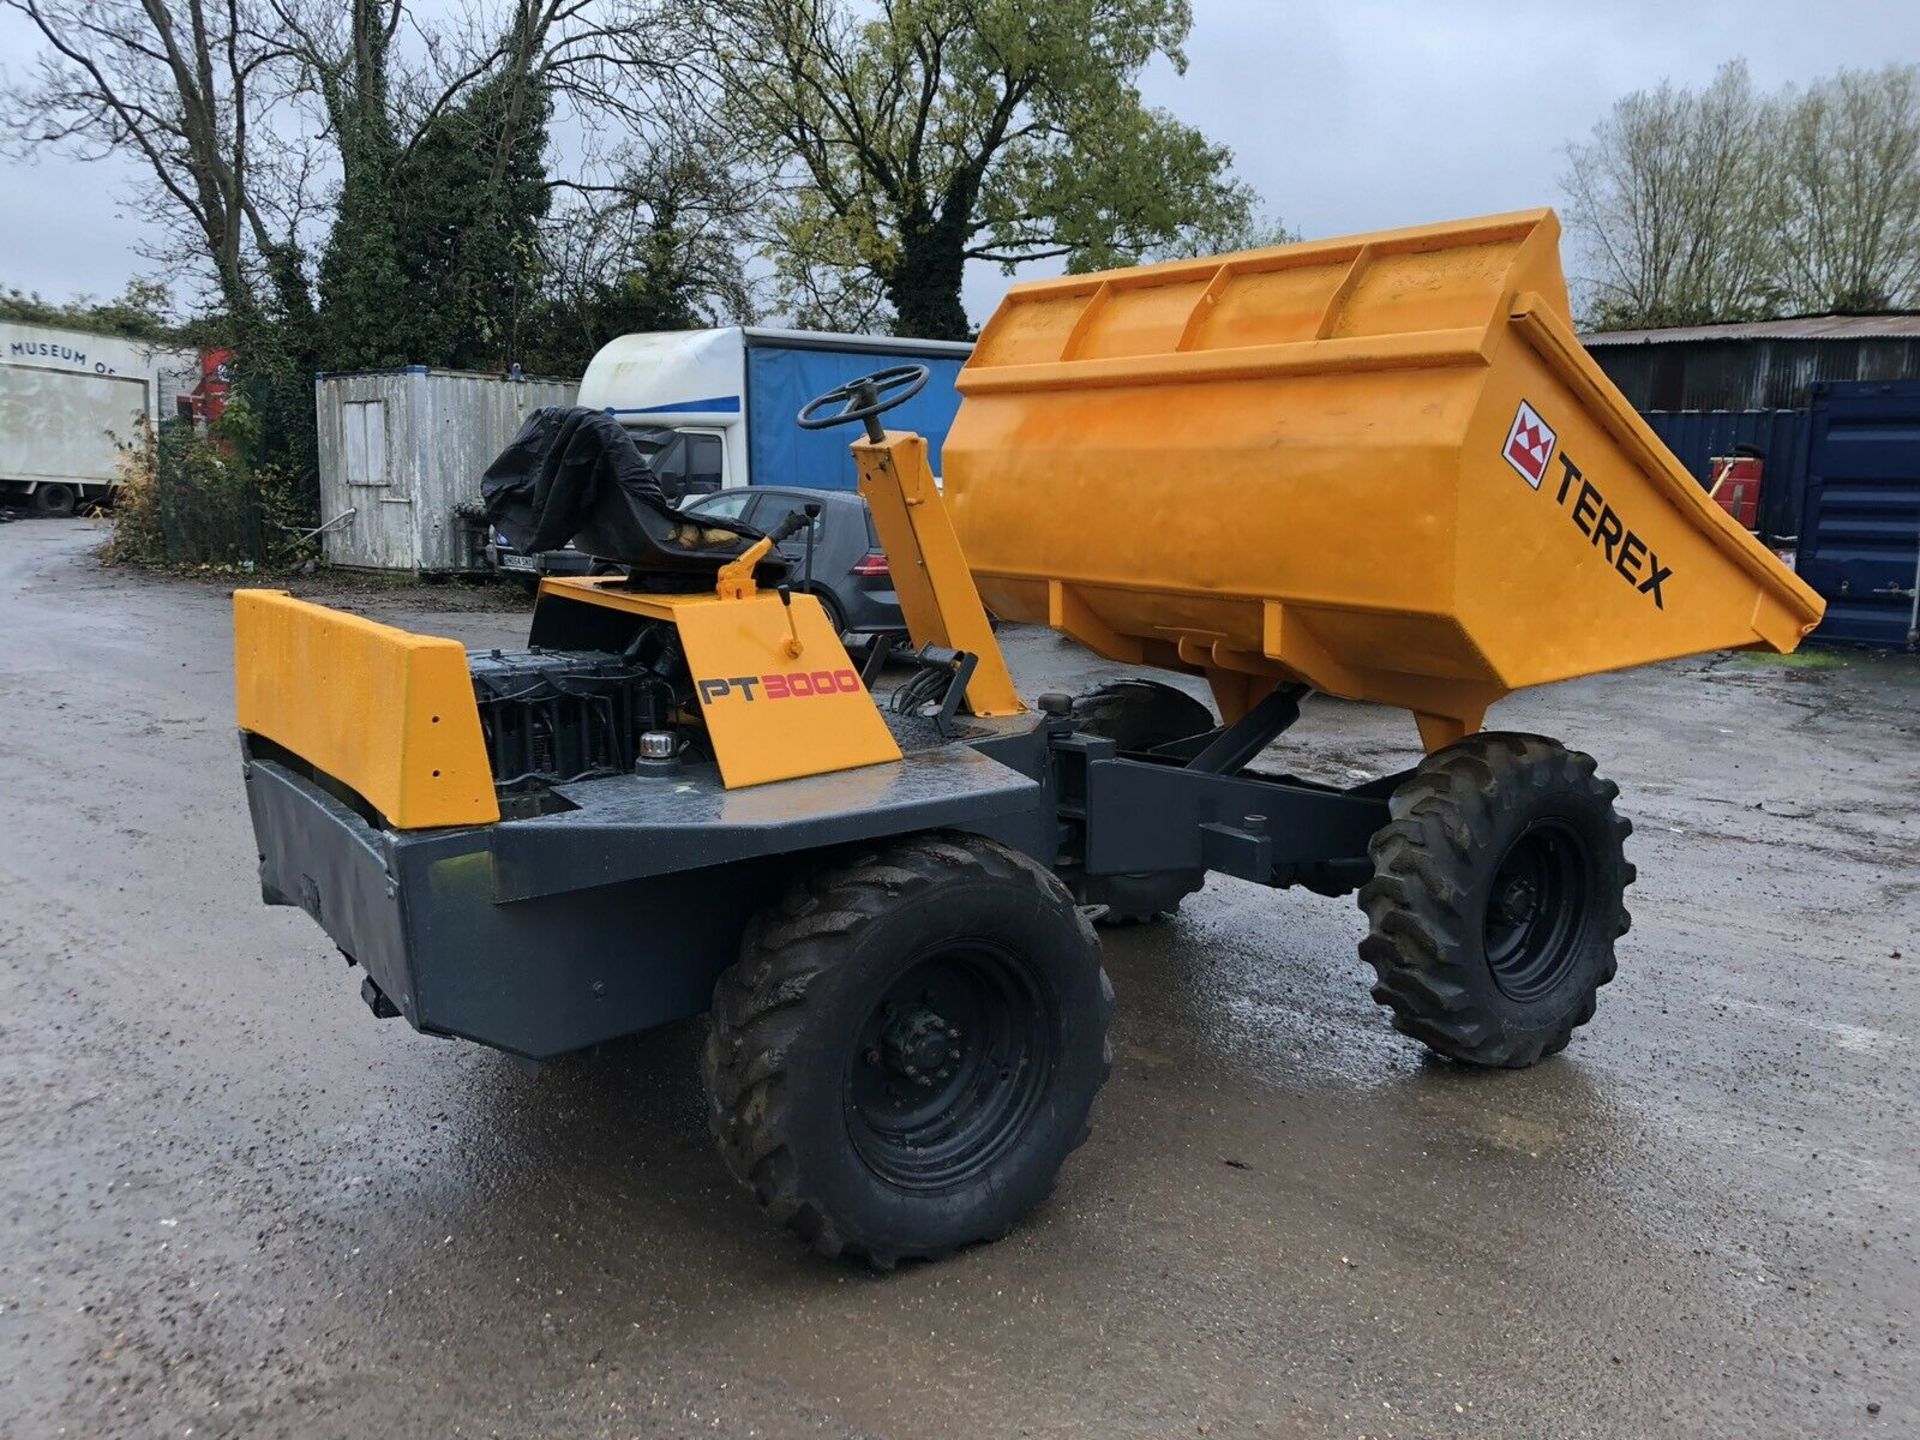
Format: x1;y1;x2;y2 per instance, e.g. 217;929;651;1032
344;400;388;485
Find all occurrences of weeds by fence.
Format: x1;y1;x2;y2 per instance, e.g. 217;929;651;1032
103;398;315;570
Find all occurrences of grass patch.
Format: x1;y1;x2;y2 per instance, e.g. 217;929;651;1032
1729;648;1851;671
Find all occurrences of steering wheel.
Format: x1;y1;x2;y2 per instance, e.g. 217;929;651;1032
796;364;930;441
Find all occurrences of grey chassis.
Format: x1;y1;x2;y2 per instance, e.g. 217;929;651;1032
243;669;1396;1061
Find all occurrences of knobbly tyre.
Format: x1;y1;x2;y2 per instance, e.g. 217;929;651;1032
232;211;1824;1266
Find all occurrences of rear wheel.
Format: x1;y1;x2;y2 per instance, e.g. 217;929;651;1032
702;834;1112;1266
1069;680;1216;924
1358;733;1633;1067
33;483;76;517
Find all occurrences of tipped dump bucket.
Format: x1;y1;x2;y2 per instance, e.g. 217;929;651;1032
944;209;1825;743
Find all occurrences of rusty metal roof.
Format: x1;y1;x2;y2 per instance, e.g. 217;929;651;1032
1581;313;1920;346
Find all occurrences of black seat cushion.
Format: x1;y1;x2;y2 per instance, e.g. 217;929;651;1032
482;407;783;579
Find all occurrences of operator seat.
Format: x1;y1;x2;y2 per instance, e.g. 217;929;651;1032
482;407;786;584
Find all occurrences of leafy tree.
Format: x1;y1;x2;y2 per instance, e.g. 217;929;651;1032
391;69;553;369
293;0;649;371
1776;65;1920;313
698;0;1264;338
306;5;555;370
298;0;425;368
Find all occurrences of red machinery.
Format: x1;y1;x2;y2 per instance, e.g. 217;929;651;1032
177;348;233;424
1708;446;1764;531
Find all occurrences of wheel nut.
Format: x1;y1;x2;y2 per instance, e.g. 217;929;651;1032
902;1064;918;1078
865;1047;881;1066
947;1047;961;1060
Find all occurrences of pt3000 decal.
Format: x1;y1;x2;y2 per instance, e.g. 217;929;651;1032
697;669;865;704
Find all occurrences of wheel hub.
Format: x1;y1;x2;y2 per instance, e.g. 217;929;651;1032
846;945;1053;1193
1482;819;1594;1004
1494;874;1539;926
881;1006;962;1086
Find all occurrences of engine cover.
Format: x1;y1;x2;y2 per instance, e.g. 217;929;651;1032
469;648;677;788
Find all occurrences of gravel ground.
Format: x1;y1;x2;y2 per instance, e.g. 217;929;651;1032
2;516;1916;1439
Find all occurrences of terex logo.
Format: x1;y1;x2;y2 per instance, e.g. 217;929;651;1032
1503;401;1675;610
1503;400;1556;487
698;669;864;704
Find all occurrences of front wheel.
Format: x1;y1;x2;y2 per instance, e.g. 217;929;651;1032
703;834;1112;1266
1358;733;1633;1067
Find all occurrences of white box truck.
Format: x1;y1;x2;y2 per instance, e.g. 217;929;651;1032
576;326;972;492
488;326;972;579
0;323;201;515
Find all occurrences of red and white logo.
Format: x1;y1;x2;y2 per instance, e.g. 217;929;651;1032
1503;400;1556;488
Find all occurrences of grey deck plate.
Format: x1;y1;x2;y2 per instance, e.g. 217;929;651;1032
483;743;1040;901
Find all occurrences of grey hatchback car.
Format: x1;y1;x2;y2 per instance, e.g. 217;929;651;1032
681;486;904;640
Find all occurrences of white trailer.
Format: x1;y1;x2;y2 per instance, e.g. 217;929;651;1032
576;327;972;493
0;323;200;515
315;366;578;572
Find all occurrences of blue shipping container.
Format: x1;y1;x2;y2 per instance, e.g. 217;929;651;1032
1642;409;1808;539
1796;381;1920;649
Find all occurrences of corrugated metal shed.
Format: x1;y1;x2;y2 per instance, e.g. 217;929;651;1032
1584;314;1920;346
1582;313;1920;411
1637;386;1920;647
316;367;576;572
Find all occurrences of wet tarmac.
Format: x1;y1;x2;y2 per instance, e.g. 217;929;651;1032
2;517;1915;1438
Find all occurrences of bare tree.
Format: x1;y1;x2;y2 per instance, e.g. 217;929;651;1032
0;0;309;323
262;0;690;183
1562;61;1785;330
1776;65;1920;313
528;127;758;365
575;126;757;316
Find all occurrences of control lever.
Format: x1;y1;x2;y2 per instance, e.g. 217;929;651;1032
775;583;802;657
802;502;821;591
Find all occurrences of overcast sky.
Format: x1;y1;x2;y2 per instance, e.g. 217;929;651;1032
4;0;1920;326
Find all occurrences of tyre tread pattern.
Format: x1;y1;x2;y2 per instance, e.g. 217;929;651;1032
1357;732;1634;1067
701;834;1110;1266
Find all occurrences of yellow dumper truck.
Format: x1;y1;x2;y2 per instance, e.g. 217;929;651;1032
233;211;1823;1265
